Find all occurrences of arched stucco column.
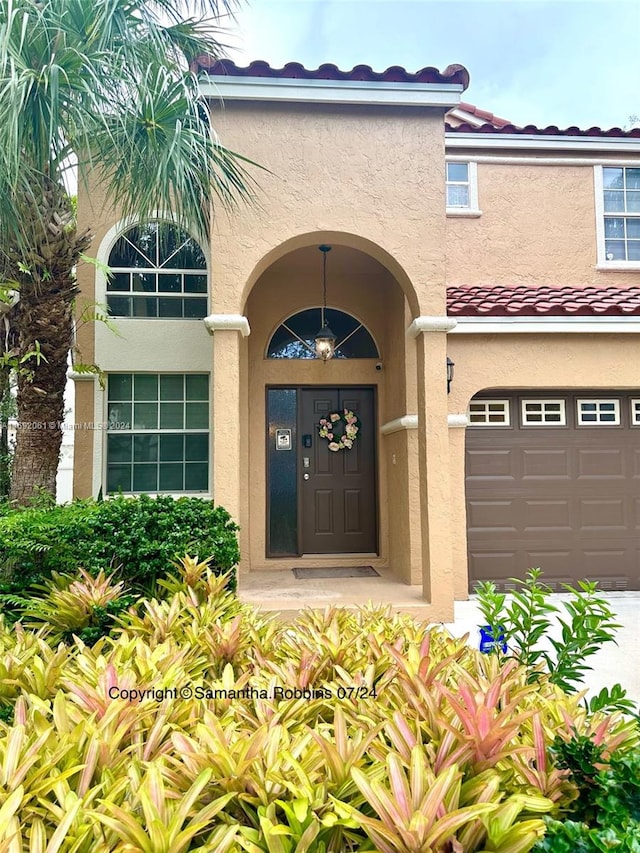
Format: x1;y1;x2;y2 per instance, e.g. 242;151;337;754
408;316;456;619
204;314;250;526
448;413;470;601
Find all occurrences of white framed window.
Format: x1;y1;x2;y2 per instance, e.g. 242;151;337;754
468;399;510;426
521;399;566;426
106;373;209;493
107;221;208;318
631;399;640;425
595;166;640;269
446;161;480;216
577;399;620;425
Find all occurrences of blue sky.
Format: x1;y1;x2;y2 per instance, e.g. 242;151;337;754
226;0;640;130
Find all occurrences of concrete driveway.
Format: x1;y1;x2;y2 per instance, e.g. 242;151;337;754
443;592;640;707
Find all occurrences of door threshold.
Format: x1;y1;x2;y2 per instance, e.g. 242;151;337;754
300;553;379;559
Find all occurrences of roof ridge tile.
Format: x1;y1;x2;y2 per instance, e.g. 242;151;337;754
195;57;470;89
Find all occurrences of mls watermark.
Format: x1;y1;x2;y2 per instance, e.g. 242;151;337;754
14;421;130;431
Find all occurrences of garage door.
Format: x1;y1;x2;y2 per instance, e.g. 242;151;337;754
466;391;640;592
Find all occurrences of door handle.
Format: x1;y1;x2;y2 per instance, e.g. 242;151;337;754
303;473;310;480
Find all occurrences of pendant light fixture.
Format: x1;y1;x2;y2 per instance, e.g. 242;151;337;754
314;245;337;361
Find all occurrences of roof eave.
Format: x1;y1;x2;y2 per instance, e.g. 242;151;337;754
446;131;640;151
200;76;465;108
450;316;640;333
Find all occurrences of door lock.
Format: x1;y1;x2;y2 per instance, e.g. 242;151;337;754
303;473;310;480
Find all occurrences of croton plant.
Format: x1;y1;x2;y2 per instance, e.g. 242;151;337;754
0;557;637;852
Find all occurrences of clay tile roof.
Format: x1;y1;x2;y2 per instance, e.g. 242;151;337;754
193;58;470;89
446;285;640;316
446;121;640;138
453;102;512;128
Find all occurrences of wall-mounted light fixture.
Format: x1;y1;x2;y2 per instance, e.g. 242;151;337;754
446;356;455;393
314;245;337;361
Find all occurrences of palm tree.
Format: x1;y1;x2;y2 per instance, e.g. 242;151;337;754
0;0;255;504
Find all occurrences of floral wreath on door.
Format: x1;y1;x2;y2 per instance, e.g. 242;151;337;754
318;409;360;451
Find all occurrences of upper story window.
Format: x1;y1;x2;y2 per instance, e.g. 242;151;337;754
596;166;640;268
446;161;480;217
107;222;208;318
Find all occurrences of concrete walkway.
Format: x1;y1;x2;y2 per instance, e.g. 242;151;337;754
240;570;640;707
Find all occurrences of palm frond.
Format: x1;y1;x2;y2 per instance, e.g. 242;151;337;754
0;0;258;256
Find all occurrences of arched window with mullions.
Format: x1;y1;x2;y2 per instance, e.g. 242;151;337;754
106;221;208;319
267;308;380;359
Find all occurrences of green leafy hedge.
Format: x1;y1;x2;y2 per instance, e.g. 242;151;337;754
0;495;239;610
534;735;640;852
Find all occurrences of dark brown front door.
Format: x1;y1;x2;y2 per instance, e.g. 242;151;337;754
300;387;376;554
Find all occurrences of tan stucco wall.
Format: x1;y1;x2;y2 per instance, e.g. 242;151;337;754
446;161;640;287
73;98;455;616
209;100;453;605
448;333;640;405
71;380;96;498
210;102;448;317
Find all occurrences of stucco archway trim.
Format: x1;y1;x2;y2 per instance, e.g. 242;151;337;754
448;414;469;428
380;415;418;435
380;413;469;433
204;314;251;336
69;371;97;382
240;231;421;317
407;316;457;336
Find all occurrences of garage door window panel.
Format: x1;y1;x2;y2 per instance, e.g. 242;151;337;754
468;400;510;426
577;399;621;426
521;399;566;426
631;400;640;425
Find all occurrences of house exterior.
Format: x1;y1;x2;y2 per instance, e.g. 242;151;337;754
73;59;640;622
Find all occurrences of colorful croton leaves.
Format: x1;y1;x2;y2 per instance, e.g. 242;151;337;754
0;558;637;851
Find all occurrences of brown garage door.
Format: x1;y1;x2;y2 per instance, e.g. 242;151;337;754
466;391;640;592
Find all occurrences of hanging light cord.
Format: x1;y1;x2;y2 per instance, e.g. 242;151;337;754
322;248;327;328
319;244;331;328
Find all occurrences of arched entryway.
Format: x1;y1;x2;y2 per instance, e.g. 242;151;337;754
240;238;418;578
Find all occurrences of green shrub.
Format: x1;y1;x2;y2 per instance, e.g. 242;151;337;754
475;568;634;713
534;739;640;852
0;495;239;614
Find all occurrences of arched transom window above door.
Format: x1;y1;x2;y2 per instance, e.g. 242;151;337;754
267;308;380;359
107;221;208;318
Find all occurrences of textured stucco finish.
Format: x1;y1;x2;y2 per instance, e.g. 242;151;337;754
94;320;212;372
447;162;640;287
210;102;447;316
71;380;96;498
